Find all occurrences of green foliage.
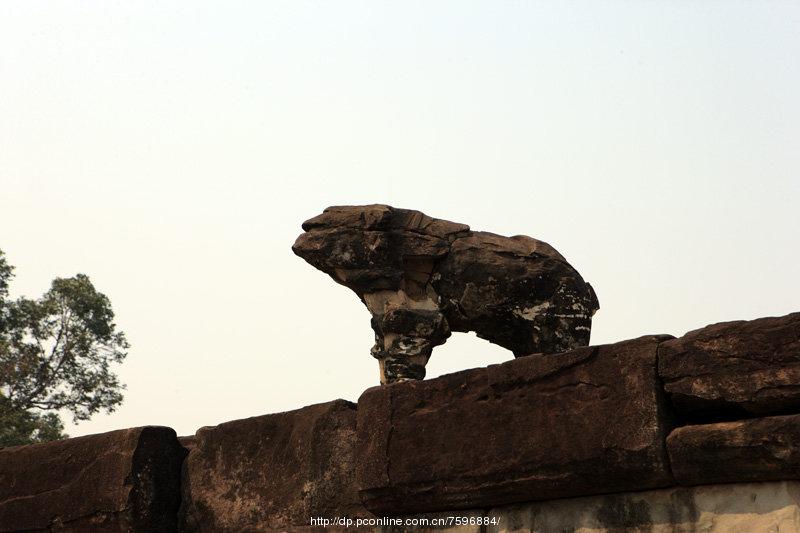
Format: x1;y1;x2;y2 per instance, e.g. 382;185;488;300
0;393;66;446
0;248;128;446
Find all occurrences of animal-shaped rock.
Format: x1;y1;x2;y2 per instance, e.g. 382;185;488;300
293;205;599;384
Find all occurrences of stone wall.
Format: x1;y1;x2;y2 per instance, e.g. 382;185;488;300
1;312;799;532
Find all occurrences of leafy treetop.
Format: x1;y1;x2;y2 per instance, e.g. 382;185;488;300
0;248;128;445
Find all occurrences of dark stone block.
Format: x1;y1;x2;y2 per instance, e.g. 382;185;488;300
356;336;674;515
0;426;186;532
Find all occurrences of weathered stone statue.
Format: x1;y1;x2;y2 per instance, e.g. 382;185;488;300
293;205;599;384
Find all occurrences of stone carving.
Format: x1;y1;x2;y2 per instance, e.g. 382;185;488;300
293;205;599;383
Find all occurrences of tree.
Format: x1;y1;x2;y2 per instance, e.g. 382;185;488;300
0;248;128;446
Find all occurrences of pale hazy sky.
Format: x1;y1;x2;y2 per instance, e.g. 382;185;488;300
1;2;798;438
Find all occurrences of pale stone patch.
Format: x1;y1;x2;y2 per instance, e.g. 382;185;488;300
484;481;800;533
513;301;551;321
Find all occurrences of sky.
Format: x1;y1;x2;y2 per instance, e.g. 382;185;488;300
1;2;798;438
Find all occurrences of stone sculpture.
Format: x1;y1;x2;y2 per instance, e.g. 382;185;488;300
293;204;599;384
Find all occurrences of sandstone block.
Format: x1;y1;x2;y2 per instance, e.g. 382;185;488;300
357;336;673;515
179;400;370;532
0;426;186;532
667;414;800;486
658;312;800;419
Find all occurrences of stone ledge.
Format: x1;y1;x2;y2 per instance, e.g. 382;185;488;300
658;312;800;420
668;414;800;486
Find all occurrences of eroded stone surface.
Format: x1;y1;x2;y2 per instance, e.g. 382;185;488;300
0;426;186;532
668;414;800;486
179;400;370;532
356;335;673;515
486;481;800;533
658;312;800;420
293;205;599;383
